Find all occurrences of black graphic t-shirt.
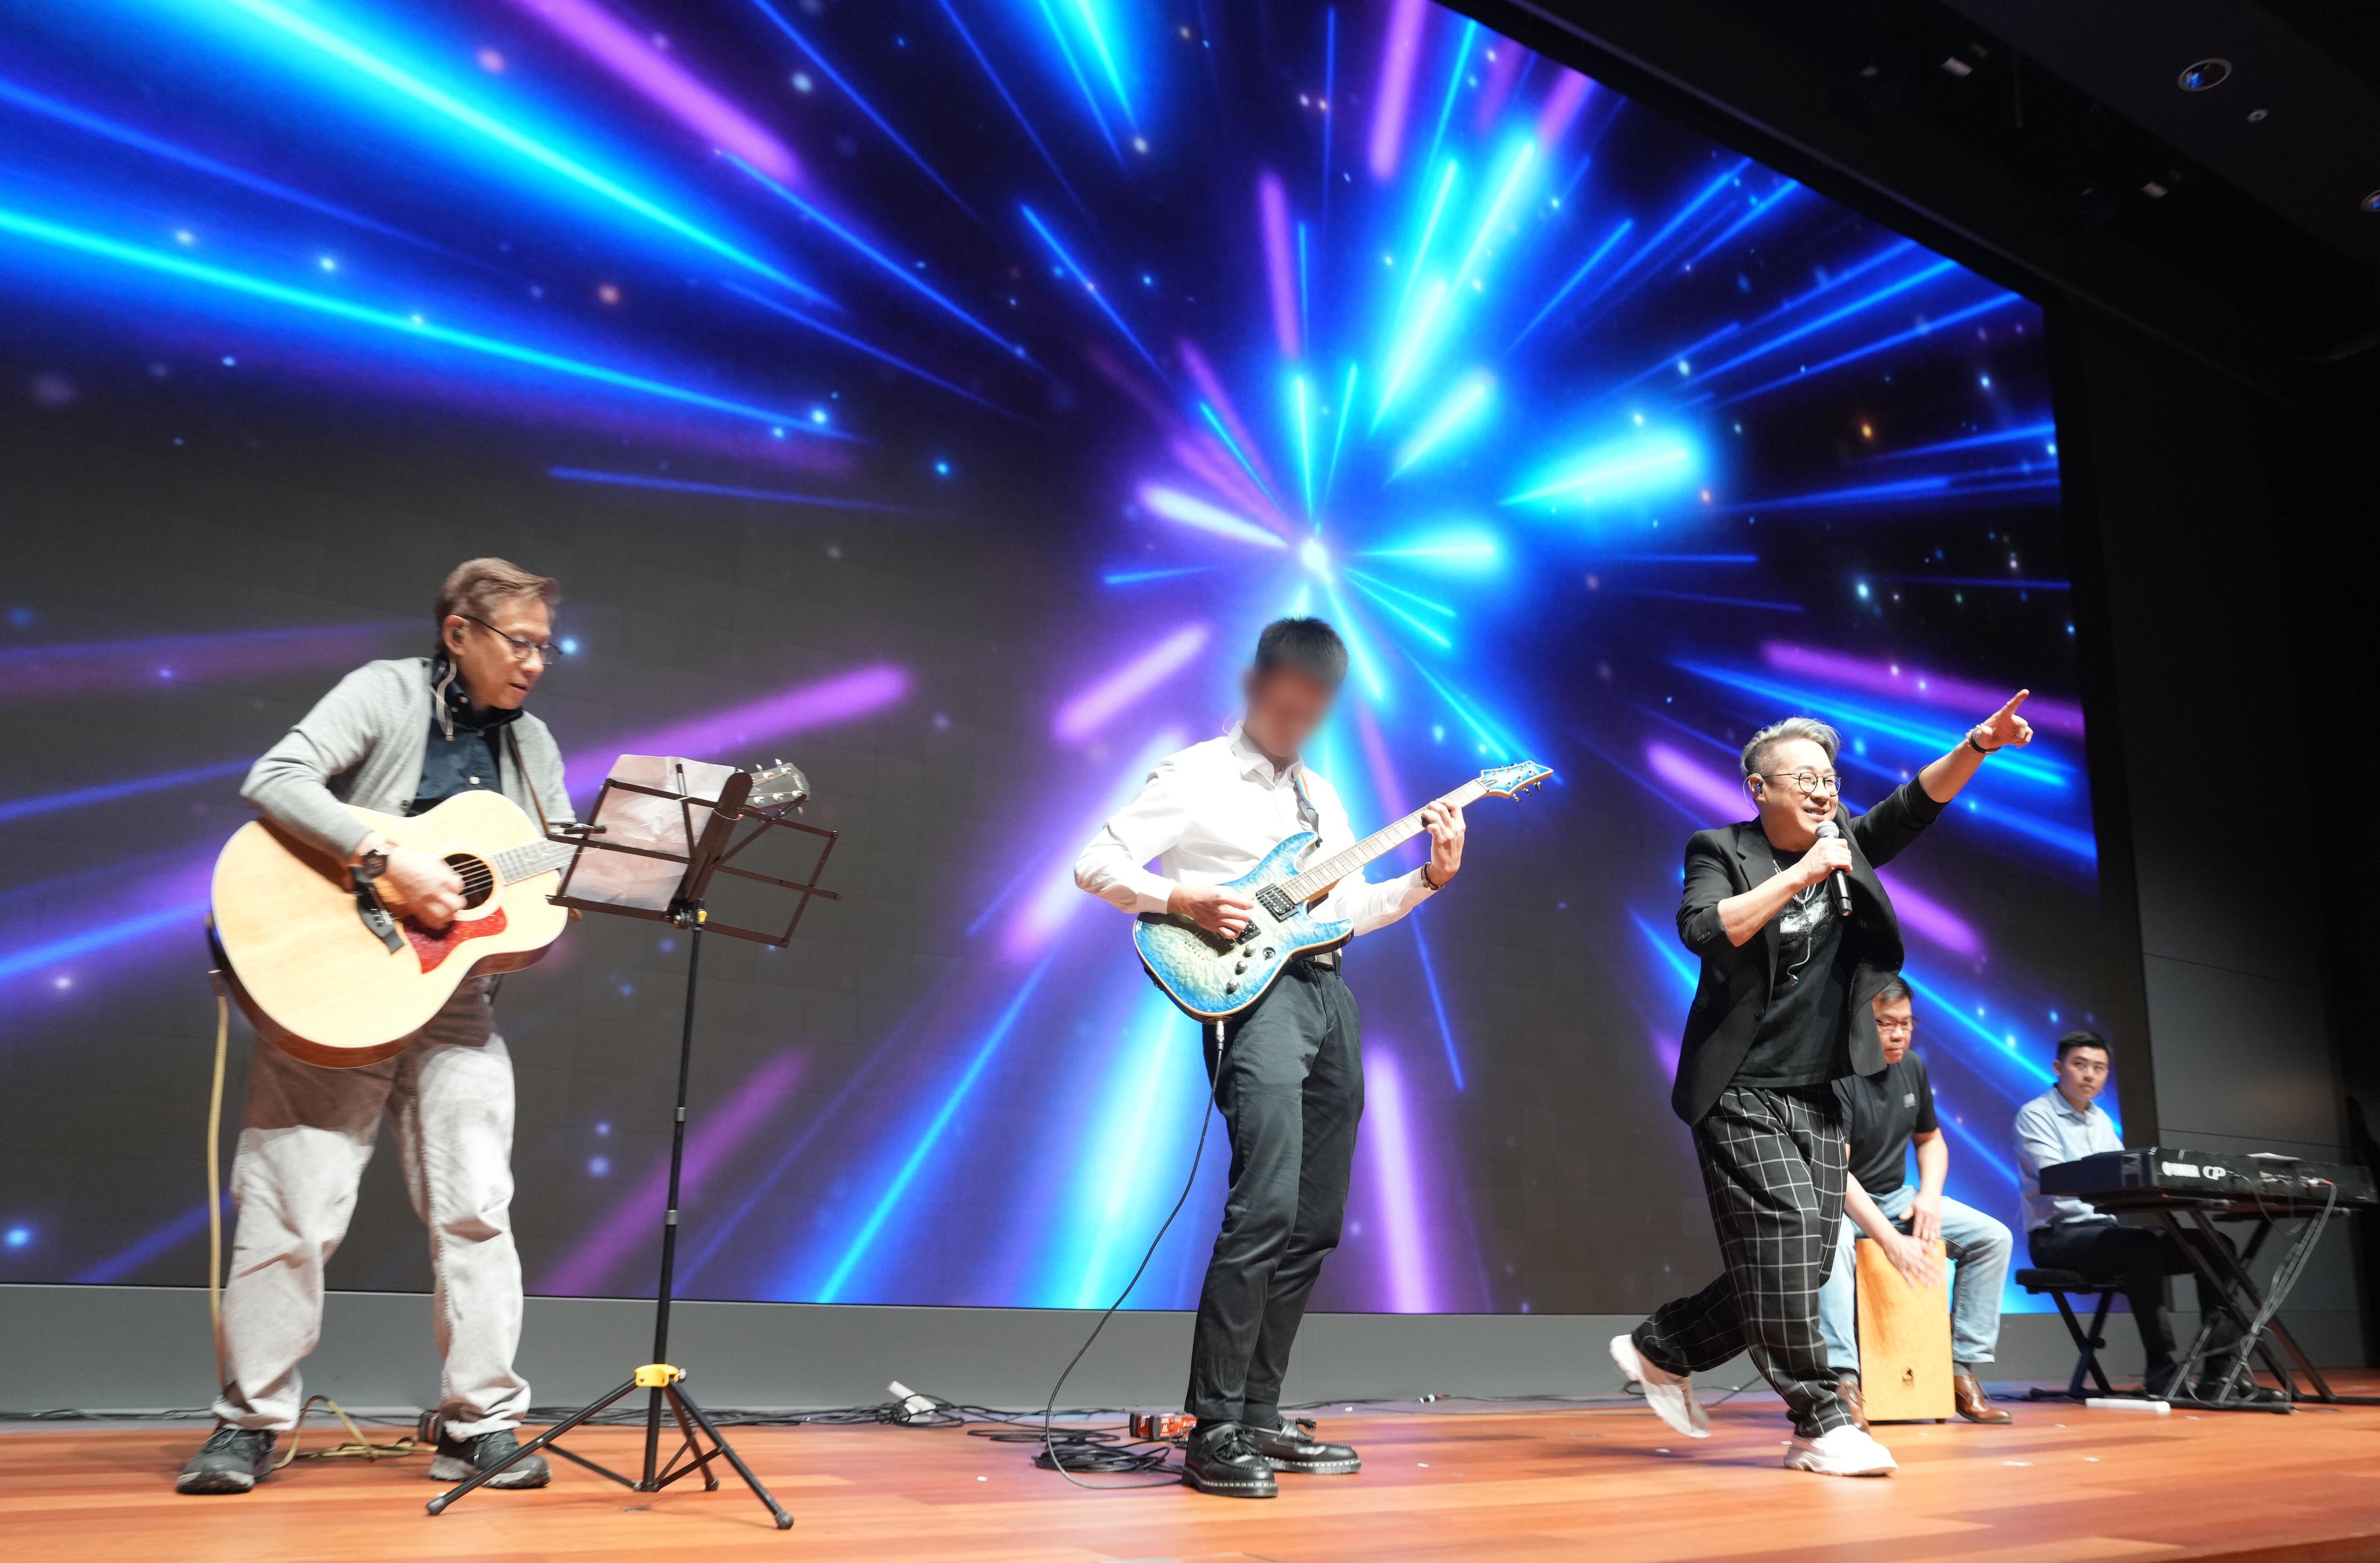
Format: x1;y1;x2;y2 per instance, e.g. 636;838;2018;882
1735;844;1855;1089
1834;1052;1939;1196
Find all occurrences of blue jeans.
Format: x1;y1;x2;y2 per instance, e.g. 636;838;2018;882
1819;1183;2011;1371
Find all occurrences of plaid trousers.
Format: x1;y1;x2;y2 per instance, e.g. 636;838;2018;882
1634;1085;1854;1439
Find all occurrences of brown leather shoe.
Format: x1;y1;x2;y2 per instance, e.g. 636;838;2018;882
1953;1368;2013;1424
1835;1373;1867;1430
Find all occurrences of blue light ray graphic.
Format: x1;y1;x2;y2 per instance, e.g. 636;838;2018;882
0;72;461;263
1032;0;1123;159
1510;216;1631;346
742;0;981;219
936;0;1090;218
1022;203;1167;378
730;157;1029;359
1719;291;2028;405
719;281;1019;416
814;962;1052;1302
0;758;248;824
547;467;944;513
0;204;843;433
148;0;826;302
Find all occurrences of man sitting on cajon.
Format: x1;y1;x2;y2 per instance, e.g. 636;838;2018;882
1819;979;2015;1427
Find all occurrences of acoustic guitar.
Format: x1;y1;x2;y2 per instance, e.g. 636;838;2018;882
1132;760;1552;1022
210;763;805;1066
210;791;576;1067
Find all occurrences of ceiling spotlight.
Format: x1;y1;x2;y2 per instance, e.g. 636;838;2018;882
1940;57;1973;78
2364;190;2380;213
2247;108;2269;122
2177;58;2231;92
2141;181;2169;198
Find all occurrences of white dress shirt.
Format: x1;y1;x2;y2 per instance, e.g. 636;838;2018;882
2012;1086;2126;1233
1074;723;1437;938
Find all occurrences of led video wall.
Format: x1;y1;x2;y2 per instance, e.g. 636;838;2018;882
0;0;2113;1315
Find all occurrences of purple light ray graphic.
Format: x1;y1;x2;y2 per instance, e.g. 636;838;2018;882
1178;339;1286;502
1875;869;1983;958
0;623;404;701
1138;483;1288;550
1761;642;2084;736
570;663;908;788
1533;69;1594;149
1054;623;1211;742
997;725;1188;958
537;1050;805;1296
1259;171;1302;362
1470;32;1525;131
1644;741;1748;823
1361;1045;1433;1313
509;0;799;182
1367;0;1428;180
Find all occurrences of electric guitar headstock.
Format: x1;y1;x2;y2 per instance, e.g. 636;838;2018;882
1476;760;1554;797
745;759;811;814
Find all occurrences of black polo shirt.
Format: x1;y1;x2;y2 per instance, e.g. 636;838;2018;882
1832;1051;1938;1196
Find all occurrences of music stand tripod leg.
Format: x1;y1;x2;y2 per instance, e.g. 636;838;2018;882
426;1378;641;1514
673;1382;793;1529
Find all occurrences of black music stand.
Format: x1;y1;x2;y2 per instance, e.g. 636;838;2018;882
428;755;837;1527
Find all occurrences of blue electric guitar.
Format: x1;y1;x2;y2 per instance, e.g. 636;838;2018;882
1133;760;1554;1021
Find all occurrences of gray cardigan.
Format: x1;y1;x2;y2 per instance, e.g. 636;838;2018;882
242;657;573;859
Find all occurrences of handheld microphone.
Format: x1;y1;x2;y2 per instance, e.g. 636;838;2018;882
1814;818;1853;919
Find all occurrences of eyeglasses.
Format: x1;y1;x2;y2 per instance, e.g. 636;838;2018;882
462;615;559;663
1760;770;1841;796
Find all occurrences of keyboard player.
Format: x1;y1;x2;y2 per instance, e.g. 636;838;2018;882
2013;1031;2249;1399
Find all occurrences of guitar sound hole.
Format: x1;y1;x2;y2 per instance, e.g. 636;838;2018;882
445;853;496;910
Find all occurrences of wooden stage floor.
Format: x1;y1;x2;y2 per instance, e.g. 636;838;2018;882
13;1383;2380;1563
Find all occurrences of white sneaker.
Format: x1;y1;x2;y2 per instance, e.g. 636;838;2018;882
1783;1424;1897;1477
1610;1333;1710;1439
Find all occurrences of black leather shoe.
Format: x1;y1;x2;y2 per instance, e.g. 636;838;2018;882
427;1428;551;1489
1182;1422;1278;1498
176;1427;277;1494
1244;1417;1361;1474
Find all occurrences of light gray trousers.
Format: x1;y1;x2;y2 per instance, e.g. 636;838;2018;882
212;978;528;1436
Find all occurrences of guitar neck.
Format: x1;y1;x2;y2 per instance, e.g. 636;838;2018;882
490;838;578;885
1278;778;1488;901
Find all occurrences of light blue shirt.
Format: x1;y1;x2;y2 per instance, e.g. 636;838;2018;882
2013;1087;2125;1233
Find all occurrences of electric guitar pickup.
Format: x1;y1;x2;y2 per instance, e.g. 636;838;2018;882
1132;760;1552;1022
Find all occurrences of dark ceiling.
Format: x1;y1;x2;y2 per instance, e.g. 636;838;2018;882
1493;0;2380;392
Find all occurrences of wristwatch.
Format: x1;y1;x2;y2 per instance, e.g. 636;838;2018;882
355;846;390;880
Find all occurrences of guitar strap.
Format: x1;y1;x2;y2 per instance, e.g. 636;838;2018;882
505;725;555;838
1288;765;1323;867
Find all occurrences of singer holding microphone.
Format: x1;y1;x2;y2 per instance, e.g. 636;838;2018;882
1611;697;2034;1477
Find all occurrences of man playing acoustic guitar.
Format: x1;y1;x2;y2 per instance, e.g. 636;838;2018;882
178;559;573;1496
1074;618;1465;1499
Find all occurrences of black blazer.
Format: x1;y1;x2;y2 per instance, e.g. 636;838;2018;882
1669;778;1946;1125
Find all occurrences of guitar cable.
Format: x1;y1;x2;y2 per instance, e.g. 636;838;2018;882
1032;1015;1231;1489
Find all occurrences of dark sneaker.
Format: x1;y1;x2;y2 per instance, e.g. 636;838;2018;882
176;1426;277;1494
1182;1422;1278;1499
427;1428;550;1488
1244;1417;1361;1474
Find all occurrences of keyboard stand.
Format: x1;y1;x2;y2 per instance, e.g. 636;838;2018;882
2143;1201;2380;1410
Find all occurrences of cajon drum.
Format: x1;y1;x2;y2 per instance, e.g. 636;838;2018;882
1854;1236;1952;1421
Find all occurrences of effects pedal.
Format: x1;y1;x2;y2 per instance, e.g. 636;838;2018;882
1129;1411;1196;1442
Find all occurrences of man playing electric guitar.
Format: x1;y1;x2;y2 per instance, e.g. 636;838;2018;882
1075;617;1464;1499
178;559;573;1496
